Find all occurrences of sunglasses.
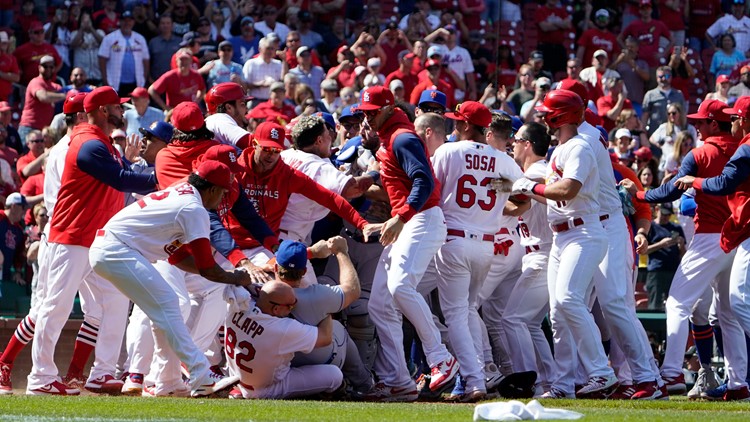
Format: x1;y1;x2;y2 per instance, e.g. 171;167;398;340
362;108;383;118
657;74;671;79
668;111;678;115
258;145;282;154
270;298;297;310
29;139;44;143
31;30;44;34
519;73;532;77
287;38;300;42
420;106;445;114
514;136;529;143
220;47;232;52
732;115;745;121
41;64;55;69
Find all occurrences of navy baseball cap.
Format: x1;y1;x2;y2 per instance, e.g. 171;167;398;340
139;121;174;143
340;103;363;121
276;241;308;269
418;90;447;110
315;112;336;129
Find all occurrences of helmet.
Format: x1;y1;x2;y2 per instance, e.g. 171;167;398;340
556;79;589;104
535;90;584;130
205;82;251;114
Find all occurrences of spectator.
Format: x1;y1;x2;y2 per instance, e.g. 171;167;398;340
634;146;658;176
165;0;201;36
326;46;355;88
289;47;326;100
148;51;205;111
390;79;407;103
147;15;180;83
0;124;18;168
0;32;19;102
466;31;493;81
410;39;428;75
297;10;323;49
351;31;385;73
13;22;63;85
525;50;553;84
362;57;385;88
320;16;348;65
535;0;572;75
284;30;323;70
378;22;411;76
577;9;619;69
728;65;750;98
686;0;722;52
69;11;104;85
612;128;635;164
320;79;342;113
667;45;695;102
664;130;694;175
705;0;750;56
612;36;650;114
130;1;157;41
561;59;581;83
293;83;328;116
243;37;283;103
399;0;440;33
98;11;150;96
642;66;686;135
706;74;731;103
644;204;685;310
418;46;465;98
19;154;43;209
255;5;290;43
710;34;745;79
637;164;659;189
0;193;27;286
62;67;95;95
385;51;419;101
618;0;672;73
207;7;234;43
124;87;164;138
25;202;47;306
409;59;456;109
173;33;202;70
193;17;219;64
649;102;696;171
253;82;297;123
505;64;535;115
0;102;21;154
598;76;633;132
283;73;300;107
92;0;119;34
579;49;620;102
440;25;476;102
16;130;46;184
229;16;261;64
494;42;518;88
204;40;244;88
658;0;686;48
612;108;650;149
18;56;65;144
44;7;74;81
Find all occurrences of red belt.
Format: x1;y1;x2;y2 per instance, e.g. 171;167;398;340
525;245;540;254
447;229;494;242
96;229;106;237
551;215;609;233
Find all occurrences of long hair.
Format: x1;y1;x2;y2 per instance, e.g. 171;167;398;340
665;102;685;137
171;126;215;143
672;130;693;164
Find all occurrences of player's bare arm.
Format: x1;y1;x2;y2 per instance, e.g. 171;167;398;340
328;236;361;308
314;315;334;348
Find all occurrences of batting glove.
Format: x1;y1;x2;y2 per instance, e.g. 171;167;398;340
511;177;539;195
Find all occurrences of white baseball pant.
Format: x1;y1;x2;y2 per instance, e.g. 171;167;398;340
730;237;750;340
368;206;451;388
27;243;128;390
547;216;613;394
661;233;747;390
238;365;343;399
435;236;494;393
89;234;213;391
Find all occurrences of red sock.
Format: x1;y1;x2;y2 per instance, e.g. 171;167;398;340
66;320;98;378
0;316;35;365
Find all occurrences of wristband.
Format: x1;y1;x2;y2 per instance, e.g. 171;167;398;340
531;183;547;197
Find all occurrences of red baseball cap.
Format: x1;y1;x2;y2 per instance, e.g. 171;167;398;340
633;146;653;162
83;86;129;113
246;107;268;120
130;87;149;99
0;101;10;112
253;121;285;148
716;74;730;84
29;21;43;32
193;160;232;190
686;99;732;122
742;65;750;75
445;101;492;127
198;144;243;172
639;0;652;7
425;59;441;68
357;86;395;111
724;96;750;118
171;102;205;132
63;92;87;114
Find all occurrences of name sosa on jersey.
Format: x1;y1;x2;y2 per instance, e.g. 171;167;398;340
465;153;496;172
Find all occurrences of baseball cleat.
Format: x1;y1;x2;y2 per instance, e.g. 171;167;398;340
63;373;85;390
85;375;124;395
362;382;418;402
661;373;686;395
723;385;750;401
141;384;190;398
539;387;574;399
608;384;635;400
484;362;503;391
700;384;727;401
121;373;144;395
459;387;487;403
496;371;537;399
429;356;458;392
631;381;663;400
0;363;13;395
575;375;619;399
228;387;244;400
688;367;720;400
446;374;466;401
27;380;80;396
190;373;239;398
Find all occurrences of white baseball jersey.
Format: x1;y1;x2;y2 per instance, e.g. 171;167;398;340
545;136;600;222
101;182;210;262
44;134;71;218
205;113;249;148
225;302;318;390
519;160;552;247
279;149;353;241
432;141;523;234
578;121;623;216
443;45;475;102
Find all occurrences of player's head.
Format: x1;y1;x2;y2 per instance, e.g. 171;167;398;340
274;241;308;288
414;112;446;157
139;121;174;165
188;160;232;210
486;111;513;152
416;90;447;117
724;96;750;137
63;92;87;130
357;86;395;131
258;281;297;317
84;86;129;130
338;103;364;140
535;89;584;139
171;102;215;141
291;115;331;158
687;99;732;138
251;122;285;173
446;101;492;142
206;82;251;127
513;122;551;165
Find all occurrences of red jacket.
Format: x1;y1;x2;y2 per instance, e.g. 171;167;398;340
690;135;738;234
155;139;219;189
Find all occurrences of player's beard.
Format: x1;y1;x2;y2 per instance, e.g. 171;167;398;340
108;113;125;129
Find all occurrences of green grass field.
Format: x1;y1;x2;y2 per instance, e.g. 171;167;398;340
0;395;749;421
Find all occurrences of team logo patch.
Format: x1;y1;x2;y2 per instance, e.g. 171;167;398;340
228;151;237;162
430;91;437;99
363;92;370;102
270;128;279;139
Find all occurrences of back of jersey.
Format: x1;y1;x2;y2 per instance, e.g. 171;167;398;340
432;141;523;233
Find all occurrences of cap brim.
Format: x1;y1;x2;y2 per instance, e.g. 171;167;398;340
685;112;707;120
256;139;284;148
355;103;382;111
418;101;445;110
723;107;740;115
444;112;466;122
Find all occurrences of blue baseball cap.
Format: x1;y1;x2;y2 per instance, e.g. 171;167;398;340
335;136;362;164
339;103;363;121
511;116;523;133
418;90;447;110
276;241;308;269
139;121;174;143
315;112;336;129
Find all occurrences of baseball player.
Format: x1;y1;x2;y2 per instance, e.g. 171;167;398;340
356;86;457;401
431;101;525;402
27;87;156;396
225;281;342;399
0;93;97;394
414;90;448;117
622;99;748;399
502;122;556;394
90;161;247;397
513;89;617;399
558;80;662;400
204;82;252;149
672;97;750;400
